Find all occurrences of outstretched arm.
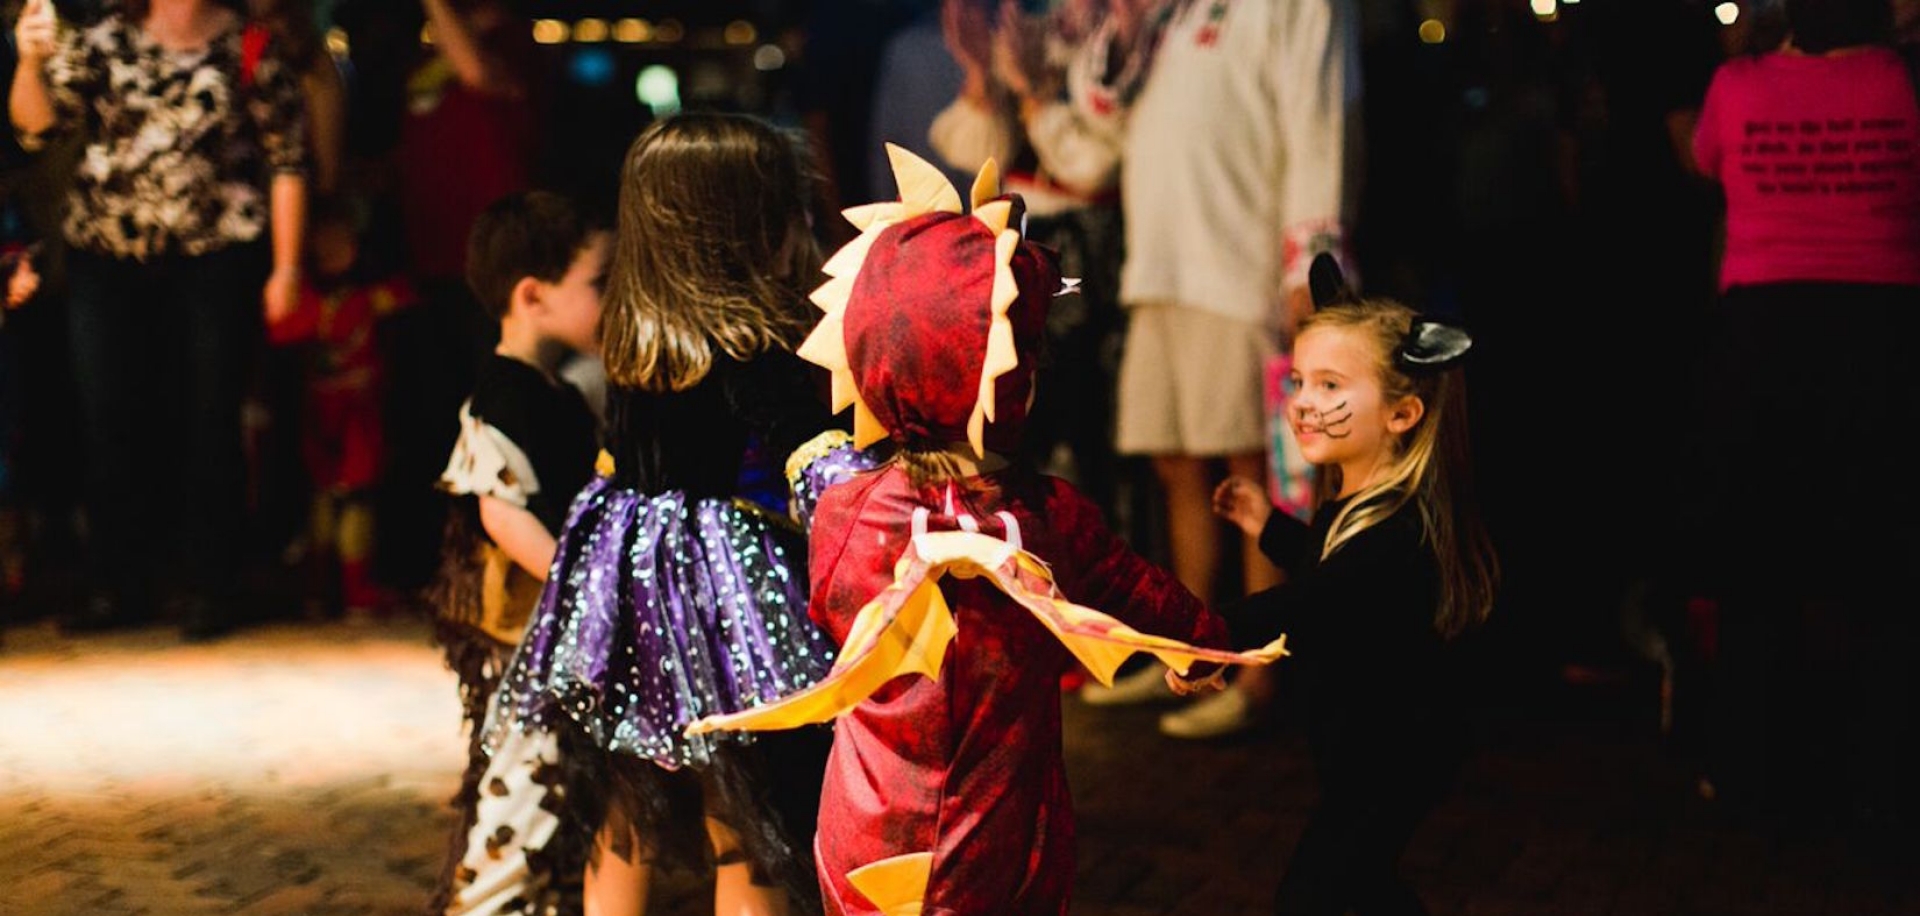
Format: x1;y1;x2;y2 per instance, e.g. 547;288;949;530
1053;483;1226;651
421;0;521;96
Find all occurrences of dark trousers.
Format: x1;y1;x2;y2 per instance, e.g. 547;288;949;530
65;244;265;606
374;275;491;593
1274;786;1438;916
1685;282;1920;820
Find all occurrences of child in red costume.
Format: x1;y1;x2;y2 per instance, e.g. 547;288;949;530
267;198;416;616
689;147;1287;916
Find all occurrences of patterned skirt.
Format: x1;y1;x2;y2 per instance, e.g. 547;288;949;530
479;476;839;900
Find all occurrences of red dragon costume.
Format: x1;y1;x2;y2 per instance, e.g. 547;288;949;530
689;146;1288;916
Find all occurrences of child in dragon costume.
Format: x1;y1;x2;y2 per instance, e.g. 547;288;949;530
690;145;1288;916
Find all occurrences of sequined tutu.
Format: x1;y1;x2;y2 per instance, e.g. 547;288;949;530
481;475;838;771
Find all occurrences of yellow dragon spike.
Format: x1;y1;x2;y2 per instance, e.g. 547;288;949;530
800;145;1028;459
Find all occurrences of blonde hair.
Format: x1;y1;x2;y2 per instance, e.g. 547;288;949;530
599;112;823;392
1302;299;1500;638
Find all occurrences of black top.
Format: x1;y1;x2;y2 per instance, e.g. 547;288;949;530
604;348;836;499
1226;494;1464;799
467;354;600;533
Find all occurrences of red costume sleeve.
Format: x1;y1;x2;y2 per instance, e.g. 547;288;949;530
805;471;893;644
1046;478;1228;652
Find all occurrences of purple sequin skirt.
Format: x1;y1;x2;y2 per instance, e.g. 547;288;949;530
481;476;838;771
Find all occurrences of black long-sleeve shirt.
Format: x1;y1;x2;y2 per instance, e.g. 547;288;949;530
1227;494;1465;799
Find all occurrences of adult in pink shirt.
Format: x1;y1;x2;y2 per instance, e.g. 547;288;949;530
1686;0;1920;831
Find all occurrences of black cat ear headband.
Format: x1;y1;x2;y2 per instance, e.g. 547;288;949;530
1306;252;1472;375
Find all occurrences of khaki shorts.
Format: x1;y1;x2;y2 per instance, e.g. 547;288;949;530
1115;302;1274;457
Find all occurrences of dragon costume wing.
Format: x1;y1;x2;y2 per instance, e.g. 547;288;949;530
686;515;1287;736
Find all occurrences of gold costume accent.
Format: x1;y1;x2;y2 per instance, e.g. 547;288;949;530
686;527;1287;736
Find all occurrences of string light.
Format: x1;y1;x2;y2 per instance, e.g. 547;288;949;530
1418;19;1445;43
1715;2;1740;24
573;18;609;43
613;18;651;43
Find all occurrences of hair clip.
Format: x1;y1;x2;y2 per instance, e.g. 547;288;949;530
1396;319;1473;374
1055;277;1083;298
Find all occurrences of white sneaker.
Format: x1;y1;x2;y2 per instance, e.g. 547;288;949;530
1157;686;1256;739
1077;662;1177;706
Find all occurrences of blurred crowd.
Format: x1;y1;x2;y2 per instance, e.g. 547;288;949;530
2;0;1915;831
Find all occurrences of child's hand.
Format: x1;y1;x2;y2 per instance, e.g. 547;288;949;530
1166;664;1226;697
1211;475;1273;539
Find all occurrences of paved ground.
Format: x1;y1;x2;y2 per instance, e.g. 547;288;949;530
0;615;1914;916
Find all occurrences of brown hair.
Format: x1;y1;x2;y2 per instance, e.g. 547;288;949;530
464;190;599;322
598;112;822;391
1300;299;1500;639
895;449;980;491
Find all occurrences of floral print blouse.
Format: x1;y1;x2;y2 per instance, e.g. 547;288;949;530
27;15;307;261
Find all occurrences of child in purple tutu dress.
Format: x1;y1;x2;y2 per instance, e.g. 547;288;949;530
480;112;875;916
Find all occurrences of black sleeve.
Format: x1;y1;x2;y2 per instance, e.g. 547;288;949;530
1221;512;1437;652
1257;510;1318;575
1218;586;1291;650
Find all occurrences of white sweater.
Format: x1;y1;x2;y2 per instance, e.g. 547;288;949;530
1119;0;1362;324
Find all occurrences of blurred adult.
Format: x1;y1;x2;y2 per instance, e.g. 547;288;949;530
379;0;538;595
1114;0;1363;737
10;0;308;639
245;0;347;573
398;0;534;297
1688;0;1920;825
928;0;1149;541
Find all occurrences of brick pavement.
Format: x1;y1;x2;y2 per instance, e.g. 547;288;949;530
1;617;1914;916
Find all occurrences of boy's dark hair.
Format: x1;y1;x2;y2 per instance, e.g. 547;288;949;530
465;190;597;322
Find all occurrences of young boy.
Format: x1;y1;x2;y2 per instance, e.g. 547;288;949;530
428;189;606;916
